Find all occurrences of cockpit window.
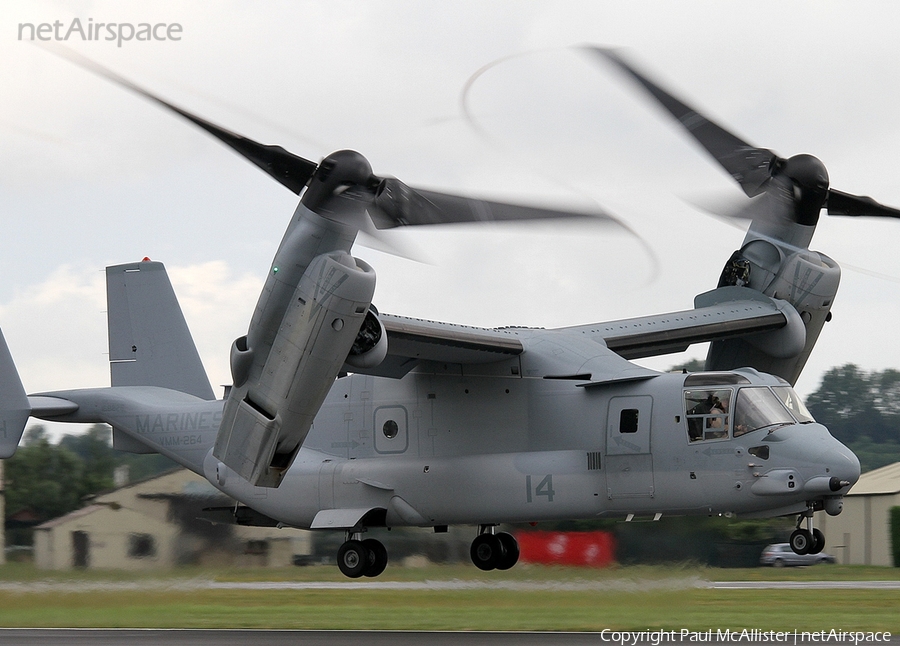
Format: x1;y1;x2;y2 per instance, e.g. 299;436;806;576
684;372;750;386
684;389;732;442
772;386;815;423
733;387;795;436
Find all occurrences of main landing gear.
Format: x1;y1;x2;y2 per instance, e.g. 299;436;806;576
337;532;388;578
470;525;519;571
789;506;826;556
335;525;521;578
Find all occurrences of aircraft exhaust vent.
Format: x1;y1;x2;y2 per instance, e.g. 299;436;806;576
587;452;602;471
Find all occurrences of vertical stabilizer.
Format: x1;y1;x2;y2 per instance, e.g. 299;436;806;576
0;330;30;458
107;261;215;400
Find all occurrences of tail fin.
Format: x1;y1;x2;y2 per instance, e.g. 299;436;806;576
0;330;30;458
107;261;215;400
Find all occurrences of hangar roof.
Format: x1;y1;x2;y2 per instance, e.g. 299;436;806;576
848;462;900;496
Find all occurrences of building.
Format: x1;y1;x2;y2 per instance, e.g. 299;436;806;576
818;462;900;566
33;468;310;570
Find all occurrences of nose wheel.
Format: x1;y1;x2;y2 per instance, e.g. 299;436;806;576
790;509;825;556
470;526;519;571
337;534;388;578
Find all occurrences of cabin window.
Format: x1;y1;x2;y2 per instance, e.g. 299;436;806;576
382;420;399;439
619;409;639;433
684;389;731;442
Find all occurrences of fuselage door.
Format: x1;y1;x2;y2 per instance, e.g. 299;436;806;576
605;395;654;500
606;396;652;455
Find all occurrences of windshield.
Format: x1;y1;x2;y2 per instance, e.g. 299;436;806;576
733;387;795;436
772;386;815;423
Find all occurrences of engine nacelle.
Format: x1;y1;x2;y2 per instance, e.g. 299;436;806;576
706;243;840;385
343;308;388;370
214;251;376;487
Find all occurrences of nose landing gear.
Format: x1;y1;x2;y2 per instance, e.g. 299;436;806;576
789;507;825;556
470;525;520;571
337;532;388;578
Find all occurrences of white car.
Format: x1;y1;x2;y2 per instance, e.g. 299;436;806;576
760;543;836;567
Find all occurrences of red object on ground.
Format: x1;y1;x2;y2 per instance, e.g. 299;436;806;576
516;531;616;567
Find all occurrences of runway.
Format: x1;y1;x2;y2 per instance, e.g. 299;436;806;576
1;578;899;592
710;580;900;589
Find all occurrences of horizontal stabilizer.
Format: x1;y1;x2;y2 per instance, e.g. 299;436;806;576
27;396;79;417
0;330;30;458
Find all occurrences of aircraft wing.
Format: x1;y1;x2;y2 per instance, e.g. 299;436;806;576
565;286;801;360
356;314;524;377
357;286;799;377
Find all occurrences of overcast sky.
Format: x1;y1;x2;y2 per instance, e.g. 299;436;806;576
3;0;900;439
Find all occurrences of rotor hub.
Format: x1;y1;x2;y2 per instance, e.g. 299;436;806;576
301;150;375;212
782;154;829;226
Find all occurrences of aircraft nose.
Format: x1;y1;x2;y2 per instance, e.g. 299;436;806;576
829;440;861;488
785;425;861;494
808;437;860;493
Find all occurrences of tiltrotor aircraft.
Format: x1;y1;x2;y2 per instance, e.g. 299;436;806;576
2;47;891;577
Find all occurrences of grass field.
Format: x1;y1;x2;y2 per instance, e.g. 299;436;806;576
0;563;897;631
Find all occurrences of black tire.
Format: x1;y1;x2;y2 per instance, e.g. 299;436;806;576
809;528;825;555
495;532;520;571
790;529;812;556
772;558;785;568
337;540;368;578
470;533;505;571
362;539;388;578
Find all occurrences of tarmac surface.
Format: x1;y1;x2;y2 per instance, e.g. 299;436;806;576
2;578;900;592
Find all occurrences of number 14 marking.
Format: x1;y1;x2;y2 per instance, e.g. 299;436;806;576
525;474;555;503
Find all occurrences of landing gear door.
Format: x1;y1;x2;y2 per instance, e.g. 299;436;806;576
605;395;654;500
606;396;652;455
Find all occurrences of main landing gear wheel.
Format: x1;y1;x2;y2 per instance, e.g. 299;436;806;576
470;531;519;571
362;538;388;578
471;533;503;571
337;540;369;578
495;532;520;571
337;538;388;578
789;529;812;555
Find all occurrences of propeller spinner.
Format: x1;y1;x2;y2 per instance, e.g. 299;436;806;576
585;47;900;226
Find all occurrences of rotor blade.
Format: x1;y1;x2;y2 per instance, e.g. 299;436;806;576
42;45;318;194
369;179;659;281
368;179;620;229
583;46;780;198
825;188;900;219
